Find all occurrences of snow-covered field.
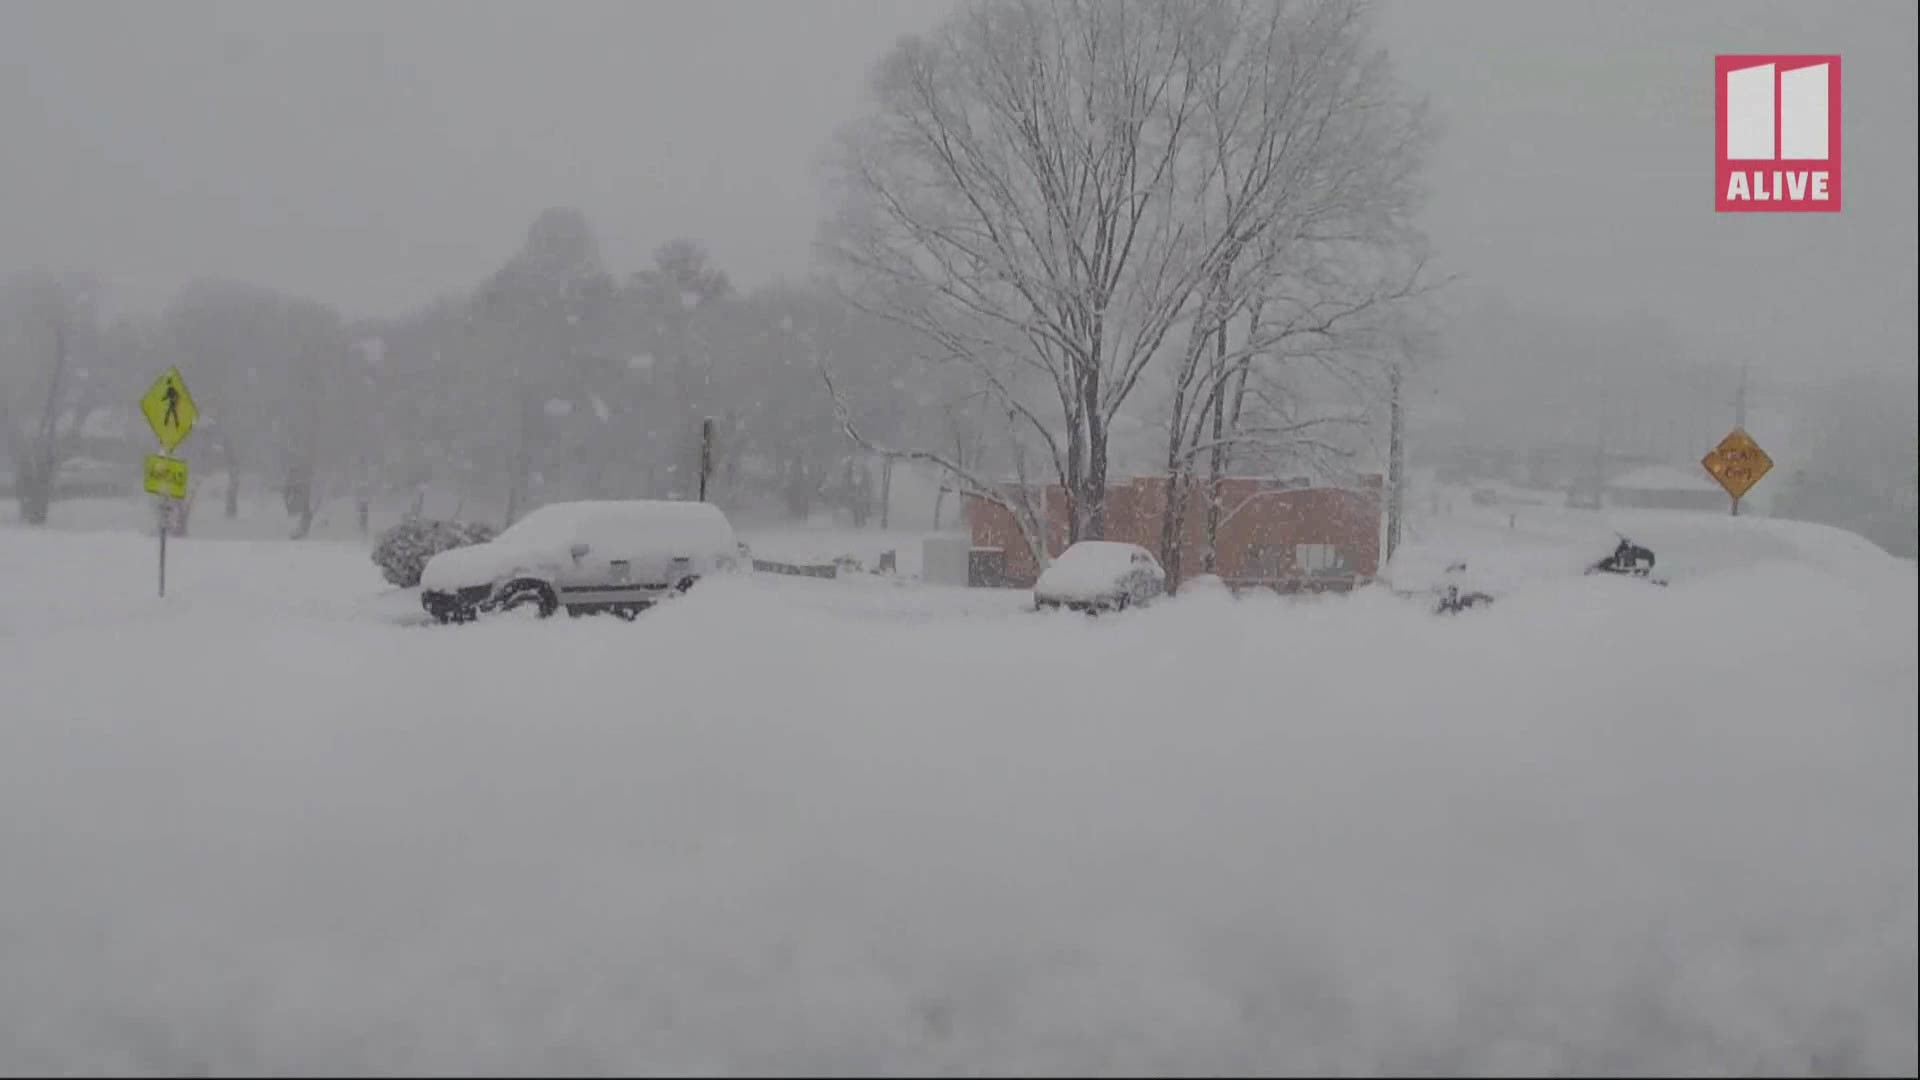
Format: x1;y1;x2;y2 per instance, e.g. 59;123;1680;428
1;507;1914;1075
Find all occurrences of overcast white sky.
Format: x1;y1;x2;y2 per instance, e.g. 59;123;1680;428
2;0;1914;382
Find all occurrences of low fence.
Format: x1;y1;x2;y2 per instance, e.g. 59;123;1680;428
751;558;839;580
1220;574;1371;596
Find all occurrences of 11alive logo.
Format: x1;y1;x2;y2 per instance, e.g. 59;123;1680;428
1716;55;1842;212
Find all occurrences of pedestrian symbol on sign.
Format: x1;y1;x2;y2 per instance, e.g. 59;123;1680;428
140;367;198;452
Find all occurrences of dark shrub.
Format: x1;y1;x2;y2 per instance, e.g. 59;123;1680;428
372;517;497;589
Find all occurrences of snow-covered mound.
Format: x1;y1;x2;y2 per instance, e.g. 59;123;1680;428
1386;506;1907;596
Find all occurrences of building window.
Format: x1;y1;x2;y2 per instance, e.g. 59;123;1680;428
1296;543;1348;575
1247;544;1290;578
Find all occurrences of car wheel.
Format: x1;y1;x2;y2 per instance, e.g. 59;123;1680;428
423;595;472;625
495;579;558;619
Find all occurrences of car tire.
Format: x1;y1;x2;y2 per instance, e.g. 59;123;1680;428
423;595;474;625
496;579;558;619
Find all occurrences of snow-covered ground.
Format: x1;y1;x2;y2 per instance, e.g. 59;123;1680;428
1;508;1914;1074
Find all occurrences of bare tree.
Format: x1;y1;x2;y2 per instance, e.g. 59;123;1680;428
473;208;618;524
624;240;733;498
1;272;104;525
826;0;1429;565
165;278;294;519
1140;0;1432;586
1156;250;1436;584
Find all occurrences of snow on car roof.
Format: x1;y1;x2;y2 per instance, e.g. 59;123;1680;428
497;500;735;548
1036;540;1159;598
1050;540;1153;566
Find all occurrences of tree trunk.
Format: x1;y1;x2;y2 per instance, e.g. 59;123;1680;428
174;483;196;538
1226;305;1261;439
223;440;242;518
783;457;813;519
505;389;534;526
1158;368;1193;594
1063;405;1086;545
1081;410;1108;541
285;461;315;539
17;313;71;526
842;457;857;525
1386;363;1405;563
1158;468;1189;594
1203;322;1229;574
16;459;53;526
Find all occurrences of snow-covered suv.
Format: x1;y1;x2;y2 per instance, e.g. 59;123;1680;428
420;500;740;623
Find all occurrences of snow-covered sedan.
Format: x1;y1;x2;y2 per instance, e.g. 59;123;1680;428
1033;541;1167;613
420;500;739;623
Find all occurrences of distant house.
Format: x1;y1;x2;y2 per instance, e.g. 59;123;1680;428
1607;464;1728;512
967;474;1383;592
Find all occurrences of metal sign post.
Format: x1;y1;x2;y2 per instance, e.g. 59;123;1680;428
145;455;190;597
139;368;198;597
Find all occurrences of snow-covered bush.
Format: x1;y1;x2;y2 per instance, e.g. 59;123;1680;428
372;518;497;588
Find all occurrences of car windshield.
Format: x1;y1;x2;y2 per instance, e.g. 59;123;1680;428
492;505;584;548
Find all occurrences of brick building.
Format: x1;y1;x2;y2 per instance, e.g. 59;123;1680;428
967;474;1383;592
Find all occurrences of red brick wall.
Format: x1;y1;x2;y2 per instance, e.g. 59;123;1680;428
966;475;1382;589
963;489;1044;586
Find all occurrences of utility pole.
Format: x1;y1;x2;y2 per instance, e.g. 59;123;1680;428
1386;361;1405;563
698;416;714;502
1731;362;1749;517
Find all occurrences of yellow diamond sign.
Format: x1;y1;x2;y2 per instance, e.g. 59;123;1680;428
1701;426;1773;501
140;367;198;452
144;454;189;500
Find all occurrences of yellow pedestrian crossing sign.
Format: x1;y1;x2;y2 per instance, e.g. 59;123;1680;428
141;367;198;452
144;454;189;500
